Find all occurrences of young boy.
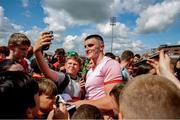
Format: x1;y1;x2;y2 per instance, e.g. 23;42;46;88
7;33;31;73
36;78;58;119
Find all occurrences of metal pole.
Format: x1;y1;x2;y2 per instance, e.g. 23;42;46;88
110;17;116;52
111;24;113;52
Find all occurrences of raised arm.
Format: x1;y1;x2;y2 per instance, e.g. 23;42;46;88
148;50;180;89
33;32;58;81
158;50;180;89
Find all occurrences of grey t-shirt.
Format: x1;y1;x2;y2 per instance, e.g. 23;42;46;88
55;71;81;98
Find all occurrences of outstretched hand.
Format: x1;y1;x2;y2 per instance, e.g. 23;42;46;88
148;50;180;89
33;32;53;52
158;50;172;75
147;50;172;75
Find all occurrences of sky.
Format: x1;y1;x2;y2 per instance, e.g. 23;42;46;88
0;0;180;56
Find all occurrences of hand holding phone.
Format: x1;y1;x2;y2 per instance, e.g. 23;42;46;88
42;31;53;50
56;94;76;117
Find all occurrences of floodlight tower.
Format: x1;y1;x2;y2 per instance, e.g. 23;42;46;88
110;16;116;52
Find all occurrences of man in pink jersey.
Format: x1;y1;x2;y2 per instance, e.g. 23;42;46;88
71;34;123;115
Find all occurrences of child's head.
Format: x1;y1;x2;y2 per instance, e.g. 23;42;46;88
71;104;103;119
0;71;39;119
55;48;65;61
65;51;82;77
8;33;31;60
37;78;58;113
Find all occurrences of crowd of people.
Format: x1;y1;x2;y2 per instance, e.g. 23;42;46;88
0;32;180;119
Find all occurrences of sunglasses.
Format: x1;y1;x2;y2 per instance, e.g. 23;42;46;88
84;44;94;48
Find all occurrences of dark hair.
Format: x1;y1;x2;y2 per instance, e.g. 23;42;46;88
121;50;134;61
0;46;10;56
55;48;65;56
105;52;116;59
133;64;153;77
0;71;39;118
134;54;141;59
84;34;104;44
71;104;103;119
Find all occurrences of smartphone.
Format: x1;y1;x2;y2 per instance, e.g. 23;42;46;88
66;103;76;117
56;95;76;117
55;96;60;108
42;31;53;50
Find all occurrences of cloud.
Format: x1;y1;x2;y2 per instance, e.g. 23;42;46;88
42;0;158;31
0;6;23;45
96;22;147;54
106;38;146;55
43;7;68;32
135;0;180;34
61;33;88;55
22;0;29;8
41;0;119;34
97;22;129;38
177;41;180;44
41;0;157;54
117;0;160;14
0;6;43;47
24;26;43;45
49;21;147;55
43;0;113;23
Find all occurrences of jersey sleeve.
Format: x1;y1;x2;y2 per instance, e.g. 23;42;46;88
103;60;123;85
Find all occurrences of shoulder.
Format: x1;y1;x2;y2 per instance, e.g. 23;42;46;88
104;57;121;69
53;70;66;82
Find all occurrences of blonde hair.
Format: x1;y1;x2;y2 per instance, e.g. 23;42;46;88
119;74;180;119
66;56;82;67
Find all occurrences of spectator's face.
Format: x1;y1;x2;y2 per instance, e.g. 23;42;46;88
127;58;134;67
84;38;103;60
65;58;80;77
56;54;65;61
39;94;55;113
134;56;140;63
13;45;29;60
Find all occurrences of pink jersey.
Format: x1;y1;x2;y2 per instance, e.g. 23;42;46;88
85;56;123;100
